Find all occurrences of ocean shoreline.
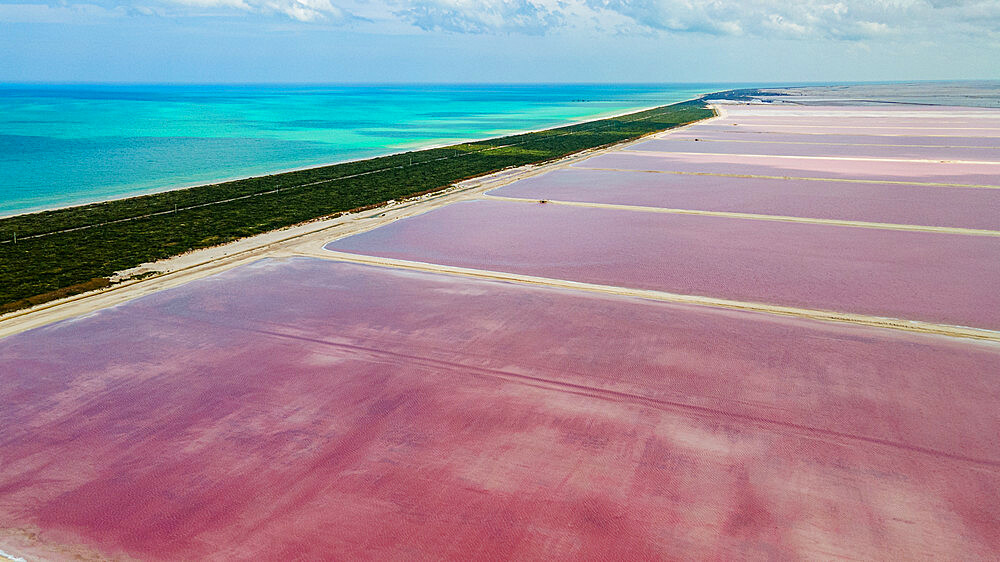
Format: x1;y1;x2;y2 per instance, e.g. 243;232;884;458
0;99;716;314
0;85;719;219
0;105;718;332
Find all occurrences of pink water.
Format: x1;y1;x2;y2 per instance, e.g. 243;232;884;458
326;199;1000;329
578;151;1000;186
488;168;1000;230
2;258;998;559
671;131;1000;147
628;138;1000;162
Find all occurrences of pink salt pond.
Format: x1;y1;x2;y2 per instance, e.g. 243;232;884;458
577;151;1000;186
326;199;1000;330
488;167;1000;230
669;131;1000;147
712;110;1000;130
691;123;1000;136
627;137;1000;162
1;258;998;560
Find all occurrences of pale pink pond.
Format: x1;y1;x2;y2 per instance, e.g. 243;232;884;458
326;199;1000;329
578;151;1000;186
488;168;1000;230
631;138;1000;161
1;258;998;559
721;105;1000;116
668;131;1000;148
716;115;1000;129
689;123;1000;137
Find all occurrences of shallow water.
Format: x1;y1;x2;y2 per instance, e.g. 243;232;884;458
0;83;722;216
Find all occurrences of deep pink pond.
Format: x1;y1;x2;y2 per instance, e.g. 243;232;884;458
2;258;998;559
488;168;1000;230
629;138;1000;162
326;199;1000;330
577;151;1000;186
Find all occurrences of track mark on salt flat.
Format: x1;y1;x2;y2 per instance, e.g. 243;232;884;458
300;250;1000;343
481;195;1000;238
571;166;1000;189
167;313;1000;470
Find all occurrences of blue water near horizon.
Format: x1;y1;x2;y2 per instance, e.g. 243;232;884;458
0;83;736;216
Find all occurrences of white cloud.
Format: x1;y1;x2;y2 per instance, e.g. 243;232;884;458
270;0;346;21
582;0;911;39
391;0;562;33
1;0;997;40
171;0;251;7
380;0;1000;40
585;0;1000;40
159;0;351;20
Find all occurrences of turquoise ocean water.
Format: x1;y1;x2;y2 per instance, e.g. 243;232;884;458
0;84;728;216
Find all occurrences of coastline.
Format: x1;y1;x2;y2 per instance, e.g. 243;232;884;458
0;92;715;220
0;110;717;336
0;98;717;316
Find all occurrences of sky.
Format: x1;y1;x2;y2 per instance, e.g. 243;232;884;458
0;0;998;83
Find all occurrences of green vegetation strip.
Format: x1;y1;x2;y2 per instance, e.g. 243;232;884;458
0;100;713;312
